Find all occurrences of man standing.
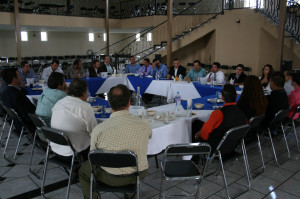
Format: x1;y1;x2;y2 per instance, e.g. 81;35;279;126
35;72;68;126
206;62;225;84
185;60;206;81
67;59;85;79
227;64;247;86
125;56;140;73
137;58;152;76
167;58;186;79
18;60;39;83
41;60;63;81
261;71;289;129
150;58;168;78
88;59;100;77
99;55;113;74
191;84;246;163
79;84;152;199
284;70;294;95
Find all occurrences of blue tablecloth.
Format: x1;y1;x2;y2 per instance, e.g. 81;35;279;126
66;77;107;97
25;85;43;95
127;75;155;95
193;83;242;97
90;98;111;118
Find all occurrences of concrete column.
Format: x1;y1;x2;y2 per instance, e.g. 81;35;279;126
276;0;287;71
14;0;22;64
167;0;173;68
105;0;109;56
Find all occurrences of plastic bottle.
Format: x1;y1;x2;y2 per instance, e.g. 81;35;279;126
179;74;182;81
175;91;181;107
197;75;201;84
86;69;89;79
136;86;142;106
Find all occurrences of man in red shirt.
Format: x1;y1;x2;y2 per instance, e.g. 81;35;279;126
191;84;246;164
287;73;300;119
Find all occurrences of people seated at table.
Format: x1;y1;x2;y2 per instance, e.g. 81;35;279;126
88;59;100;77
167;58;186;79
284;70;294;95
41;60;63;81
150;58;168;78
237;75;268;120
51;78;97;162
18;60;39;84
137;58;152;76
287;73;300;120
125;56;140;73
227;64;247;86
205;62;225;84
191;84;246;163
261;71;289;130
67;59;85;79
1;68;36;134
79;84;152;199
99;55;113;74
260;64;273;90
35;72;68;126
185;60;206;81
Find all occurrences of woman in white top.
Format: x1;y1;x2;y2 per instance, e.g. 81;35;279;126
51;78;97;162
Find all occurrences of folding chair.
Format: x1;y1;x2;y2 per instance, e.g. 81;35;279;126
247;114;265;179
40;127;81;199
210;124;251;199
2;106;30;164
265;109;291;166
287;105;300;152
0;102;9;148
160;143;211;199
88;150;140;199
28;114;47;179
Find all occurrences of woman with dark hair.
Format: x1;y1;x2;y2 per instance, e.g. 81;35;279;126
260;64;273;88
238;75;268;120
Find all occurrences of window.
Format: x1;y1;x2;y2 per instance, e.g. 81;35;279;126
89;33;94;42
41;32;47;41
21;31;28;41
147;33;152;41
103;33;107;41
136;33;140;41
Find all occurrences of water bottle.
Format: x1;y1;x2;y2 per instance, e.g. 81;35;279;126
175;91;181;107
210;79;214;88
155;72;159;80
86;69;89;79
136;86;142;106
197;75;201;84
179;74;183;81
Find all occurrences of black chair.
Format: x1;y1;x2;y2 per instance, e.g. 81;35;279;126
88;149;140;199
290;105;300;152
210;124;251;199
2;106;30;164
221;65;229;75
247;114;265;179
40;127;81;199
230;65;236;73
28;114;47;179
244;67;251;75
266;109;291;166
160;143;211;199
0;102;9;148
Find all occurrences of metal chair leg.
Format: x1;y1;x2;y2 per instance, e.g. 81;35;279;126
268;128;279;166
218;151;230;199
281;123;291;159
136;177;140;199
41;144;50;199
159;165;164;199
90;173;94;199
257;133;265;171
0;114;8;146
241;140;251;190
28;131;41;179
66;155;75;199
292;120;300;152
13;127;24;162
3;121;14;164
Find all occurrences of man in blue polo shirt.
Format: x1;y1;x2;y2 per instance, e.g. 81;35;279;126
18;60;39;84
150;58;168;78
125;56;140;73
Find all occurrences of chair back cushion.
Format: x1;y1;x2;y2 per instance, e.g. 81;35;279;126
268;109;290;129
41;126;70;146
249;114;265;129
165;143;211;156
28;113;47;129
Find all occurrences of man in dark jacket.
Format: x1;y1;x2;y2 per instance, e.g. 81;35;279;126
88;59;101;77
227;64;247;86
1;68;36;133
167;58;186;79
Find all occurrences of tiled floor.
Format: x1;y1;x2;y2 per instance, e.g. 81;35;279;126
1;114;300;198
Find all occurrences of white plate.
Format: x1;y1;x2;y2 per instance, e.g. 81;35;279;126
207;98;224;103
31;88;43;91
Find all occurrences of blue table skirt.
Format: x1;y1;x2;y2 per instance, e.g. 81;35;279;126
66;77;106;97
25;85;43;95
193;83;242;97
127;75;155;95
90;98;111;119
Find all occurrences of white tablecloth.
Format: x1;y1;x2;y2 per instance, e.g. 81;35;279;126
144;80;172;97
167;81;201;101
146;103;213;155
95;77;135;94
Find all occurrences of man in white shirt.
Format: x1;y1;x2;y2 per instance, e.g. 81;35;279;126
284;70;294;95
41;60;64;81
51;78;97;162
206;62;225;84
